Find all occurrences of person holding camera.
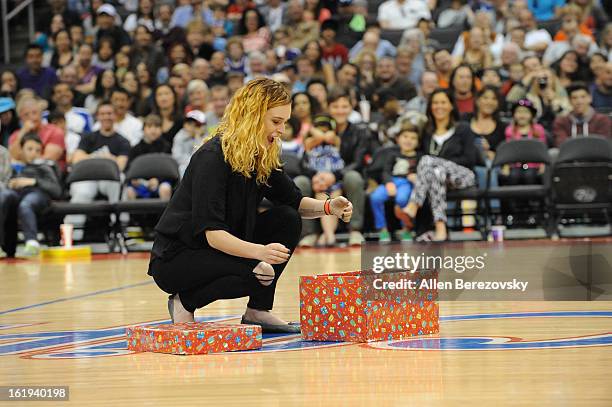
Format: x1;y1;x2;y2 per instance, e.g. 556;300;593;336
521;68;571;131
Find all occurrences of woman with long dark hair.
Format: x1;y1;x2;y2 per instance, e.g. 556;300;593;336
148;78;353;331
470;85;505;220
84;69;116;114
152;84;183;143
291;91;320;143
238;8;270;53
403;89;478;241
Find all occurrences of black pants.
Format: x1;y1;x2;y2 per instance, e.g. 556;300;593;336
148;206;302;313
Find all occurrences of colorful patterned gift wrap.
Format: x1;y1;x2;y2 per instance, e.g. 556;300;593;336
126;322;262;355
300;270;439;342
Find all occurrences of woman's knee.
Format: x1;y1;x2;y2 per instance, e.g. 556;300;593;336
268;205;302;233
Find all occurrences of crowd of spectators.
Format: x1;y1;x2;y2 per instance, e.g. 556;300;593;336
1;0;611;254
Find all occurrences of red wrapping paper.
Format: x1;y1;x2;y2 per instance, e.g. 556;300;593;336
300;270;439;342
126;322;262;355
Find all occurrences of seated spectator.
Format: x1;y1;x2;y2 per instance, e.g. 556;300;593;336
129;25;166;78
543;6;598;66
364;57;417;109
518;9;552;54
46;82;93;136
295;88;369;247
599;23;612;60
92;37;116;71
349;27;397;61
126;114;172;201
553;82;612;146
573;0;609;34
469;86;506;217
432;49;453;88
17;44;58;99
0;97;18;148
44;29;74;70
84;69;116;115
437;0;474;28
99;87;144;146
280;116;303;157
185;79;209;113
453;27;493;73
406;71;439;114
75;43;104;95
506;55;544;102
225;37;248;74
47;110;80;164
449;64;478;118
65;102;130;234
320;18;349;69
206;85;230;132
286;0;320;50
552;50;585;88
9;97;65;169
238;8;271;53
291;92;319;143
590;62;612;110
307;79;329;112
523;68;572;129
172;110;207;176
528;0;564;21
95;4;131;53
170;0;213;29
0;145;13;256
452;11;506;67
301;114;345;247
1;70;19;98
1;133;62;255
503;99;547;185
354;50;377;90
404;89;477;242
369;122;421;243
123;0;157;35
377;0;431;30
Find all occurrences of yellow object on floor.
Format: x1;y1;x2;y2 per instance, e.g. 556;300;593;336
40;246;92;260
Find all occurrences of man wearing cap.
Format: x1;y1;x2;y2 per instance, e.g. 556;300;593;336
172;110;207;176
17;44;58;99
95;4;131;53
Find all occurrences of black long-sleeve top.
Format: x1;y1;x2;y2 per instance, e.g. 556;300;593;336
153;136;303;257
420;122;478;170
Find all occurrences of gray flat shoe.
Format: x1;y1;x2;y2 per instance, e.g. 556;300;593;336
241;316;301;334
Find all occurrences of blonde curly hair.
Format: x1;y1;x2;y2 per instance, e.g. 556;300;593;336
207;78;291;185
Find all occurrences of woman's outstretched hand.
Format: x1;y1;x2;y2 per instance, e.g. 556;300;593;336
257;243;291;264
330;196;353;223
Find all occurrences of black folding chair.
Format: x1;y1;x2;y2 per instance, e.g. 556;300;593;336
48;158;122;251
550;137;612;237
428;26;463;51
115;153;180;252
486;140;552;236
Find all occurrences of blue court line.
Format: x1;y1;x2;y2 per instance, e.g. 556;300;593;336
0;280;155;316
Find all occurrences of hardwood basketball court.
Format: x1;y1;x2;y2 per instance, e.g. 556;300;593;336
1;239;611;406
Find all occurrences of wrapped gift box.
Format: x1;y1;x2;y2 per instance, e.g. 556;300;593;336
126;322;262;355
300;270;439;342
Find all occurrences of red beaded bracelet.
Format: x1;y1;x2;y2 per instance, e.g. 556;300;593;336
324;199;331;215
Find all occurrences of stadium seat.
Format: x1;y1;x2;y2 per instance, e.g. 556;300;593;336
380;29;404;47
550;137;612;237
428;26;463;51
486;139;552;235
47;158;122;250
115;153;181;252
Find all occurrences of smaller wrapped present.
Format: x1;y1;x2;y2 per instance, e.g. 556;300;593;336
126;322;262;355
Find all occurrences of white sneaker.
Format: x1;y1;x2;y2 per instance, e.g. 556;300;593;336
23;240;40;256
348;231;365;246
298;234;318;247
